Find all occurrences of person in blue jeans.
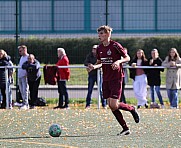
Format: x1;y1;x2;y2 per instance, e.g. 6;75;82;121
162;48;181;109
147;49;164;108
84;45;107;109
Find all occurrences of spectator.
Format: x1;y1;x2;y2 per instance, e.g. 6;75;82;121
162;48;181;109
54;48;70;109
147;49;164;108
22;54;41;109
0;55;14;109
0;49;11;109
0;91;2;107
120;48;129;103
88;25;139;136
8;60;15;109
15;45;29;109
129;49;148;109
84;45;107;109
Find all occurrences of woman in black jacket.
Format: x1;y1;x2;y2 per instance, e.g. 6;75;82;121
0;49;11;109
147;49;164;108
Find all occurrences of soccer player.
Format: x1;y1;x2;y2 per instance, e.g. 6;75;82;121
88;25;140;136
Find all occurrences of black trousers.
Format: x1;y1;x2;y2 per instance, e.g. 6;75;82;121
0;85;6;108
120;78;126;103
28;77;41;106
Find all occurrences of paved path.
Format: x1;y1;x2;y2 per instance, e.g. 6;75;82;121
11;85;168;99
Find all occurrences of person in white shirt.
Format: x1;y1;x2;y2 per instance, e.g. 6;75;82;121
15;45;29;109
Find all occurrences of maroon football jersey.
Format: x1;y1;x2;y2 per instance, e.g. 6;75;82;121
97;40;127;81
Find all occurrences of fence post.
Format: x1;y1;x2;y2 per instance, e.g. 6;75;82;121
97;68;101;109
5;67;9;109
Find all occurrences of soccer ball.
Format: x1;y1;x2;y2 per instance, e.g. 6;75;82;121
49;124;62;137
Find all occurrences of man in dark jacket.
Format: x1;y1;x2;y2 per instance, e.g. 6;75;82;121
84;45;107;109
22;54;41;109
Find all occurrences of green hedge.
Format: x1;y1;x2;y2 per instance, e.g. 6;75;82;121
1;36;181;64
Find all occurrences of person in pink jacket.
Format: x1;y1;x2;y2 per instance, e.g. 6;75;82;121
54;48;70;109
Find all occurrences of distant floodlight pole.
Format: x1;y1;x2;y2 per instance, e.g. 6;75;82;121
105;0;109;25
15;0;20;100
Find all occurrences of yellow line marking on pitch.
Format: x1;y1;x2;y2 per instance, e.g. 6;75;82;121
0;139;78;148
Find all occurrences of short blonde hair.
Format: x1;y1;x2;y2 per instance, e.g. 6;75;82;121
97;25;113;33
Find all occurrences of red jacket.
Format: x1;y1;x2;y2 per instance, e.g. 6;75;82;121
43;65;58;85
56;55;70;80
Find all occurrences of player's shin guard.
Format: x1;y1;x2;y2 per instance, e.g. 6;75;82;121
112;109;128;130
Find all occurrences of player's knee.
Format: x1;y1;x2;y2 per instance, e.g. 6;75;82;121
109;104;118;111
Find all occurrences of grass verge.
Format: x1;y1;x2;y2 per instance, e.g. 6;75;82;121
45;97;179;109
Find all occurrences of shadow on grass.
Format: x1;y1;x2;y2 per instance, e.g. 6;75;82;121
0;134;118;140
0;136;50;140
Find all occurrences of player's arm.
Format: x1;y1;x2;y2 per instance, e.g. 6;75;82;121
87;59;102;72
118;54;130;64
112;54;130;70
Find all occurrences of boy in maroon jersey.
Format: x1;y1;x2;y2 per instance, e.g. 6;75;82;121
88;25;139;136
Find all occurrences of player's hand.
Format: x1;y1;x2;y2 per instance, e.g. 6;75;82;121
112;61;119;70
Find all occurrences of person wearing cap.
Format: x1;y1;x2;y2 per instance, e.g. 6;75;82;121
84;45;107;109
54;48;70;109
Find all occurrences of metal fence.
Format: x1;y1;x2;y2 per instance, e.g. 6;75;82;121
1;65;102;109
0;0;181;36
1;65;169;109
